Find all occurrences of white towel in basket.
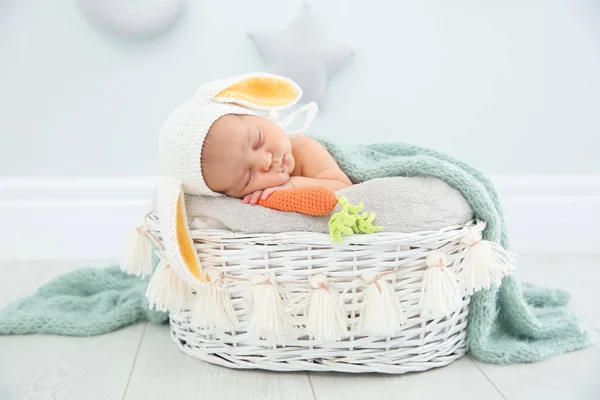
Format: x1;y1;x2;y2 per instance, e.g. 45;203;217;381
180;176;473;234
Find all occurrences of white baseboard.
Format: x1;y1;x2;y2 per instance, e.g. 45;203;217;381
0;176;599;260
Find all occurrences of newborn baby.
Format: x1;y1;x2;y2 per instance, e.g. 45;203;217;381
158;72;351;203
201;112;352;204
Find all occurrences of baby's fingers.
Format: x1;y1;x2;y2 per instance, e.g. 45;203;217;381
250;190;263;204
242;194;252;204
261;188;275;200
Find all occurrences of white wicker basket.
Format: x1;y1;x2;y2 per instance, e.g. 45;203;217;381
145;216;486;374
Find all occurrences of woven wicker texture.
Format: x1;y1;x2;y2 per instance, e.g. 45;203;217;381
147;217;484;374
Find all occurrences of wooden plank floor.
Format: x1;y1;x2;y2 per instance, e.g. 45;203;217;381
1;256;598;400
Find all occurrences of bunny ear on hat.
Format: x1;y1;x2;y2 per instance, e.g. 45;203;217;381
156;178;204;286
142;178;206;313
196;72;303;111
195;72;319;136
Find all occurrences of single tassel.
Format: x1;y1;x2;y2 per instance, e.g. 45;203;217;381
119;223;153;277
419;253;463;319
145;251;193;313
357;272;406;336
459;230;517;294
191;268;239;331
244;275;294;346
488;241;517;285
305;275;347;341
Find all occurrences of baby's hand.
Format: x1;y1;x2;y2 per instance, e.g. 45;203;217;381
242;181;294;205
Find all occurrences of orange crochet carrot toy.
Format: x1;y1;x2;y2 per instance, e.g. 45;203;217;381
257;186;383;242
257;186;338;216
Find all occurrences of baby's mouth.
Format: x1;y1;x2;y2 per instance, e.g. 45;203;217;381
280;153;287;171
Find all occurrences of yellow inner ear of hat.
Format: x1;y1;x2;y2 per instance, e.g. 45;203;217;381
176;195;204;282
215;77;298;107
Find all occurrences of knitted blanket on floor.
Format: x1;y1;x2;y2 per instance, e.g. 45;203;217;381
0;137;593;364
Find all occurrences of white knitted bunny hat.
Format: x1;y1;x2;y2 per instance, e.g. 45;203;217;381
121;73;318;311
158;72;318;197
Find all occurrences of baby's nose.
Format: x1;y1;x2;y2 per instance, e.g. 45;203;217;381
270;156;282;170
260;152;273;172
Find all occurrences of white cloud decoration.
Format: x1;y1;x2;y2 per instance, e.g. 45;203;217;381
78;0;187;39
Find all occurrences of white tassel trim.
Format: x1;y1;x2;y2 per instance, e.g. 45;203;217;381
119;224;153;277
191;268;239;331
488;241;517;284
459;230;517;294
357;272;406;336
244;275;294;346
145;252;193;313
304;275;347;341
419;253;463;319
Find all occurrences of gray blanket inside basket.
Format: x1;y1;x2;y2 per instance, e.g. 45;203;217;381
183;176;473;234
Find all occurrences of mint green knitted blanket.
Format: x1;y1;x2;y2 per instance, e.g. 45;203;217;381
0;138;593;364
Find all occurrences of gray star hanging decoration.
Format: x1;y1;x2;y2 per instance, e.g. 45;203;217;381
248;3;352;106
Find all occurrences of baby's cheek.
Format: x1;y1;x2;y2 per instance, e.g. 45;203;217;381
268;174;289;188
254;172;290;191
279;173;291;185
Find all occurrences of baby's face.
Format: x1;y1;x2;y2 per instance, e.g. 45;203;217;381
201;114;295;198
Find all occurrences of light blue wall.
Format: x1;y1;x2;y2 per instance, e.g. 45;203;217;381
1;0;599;176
